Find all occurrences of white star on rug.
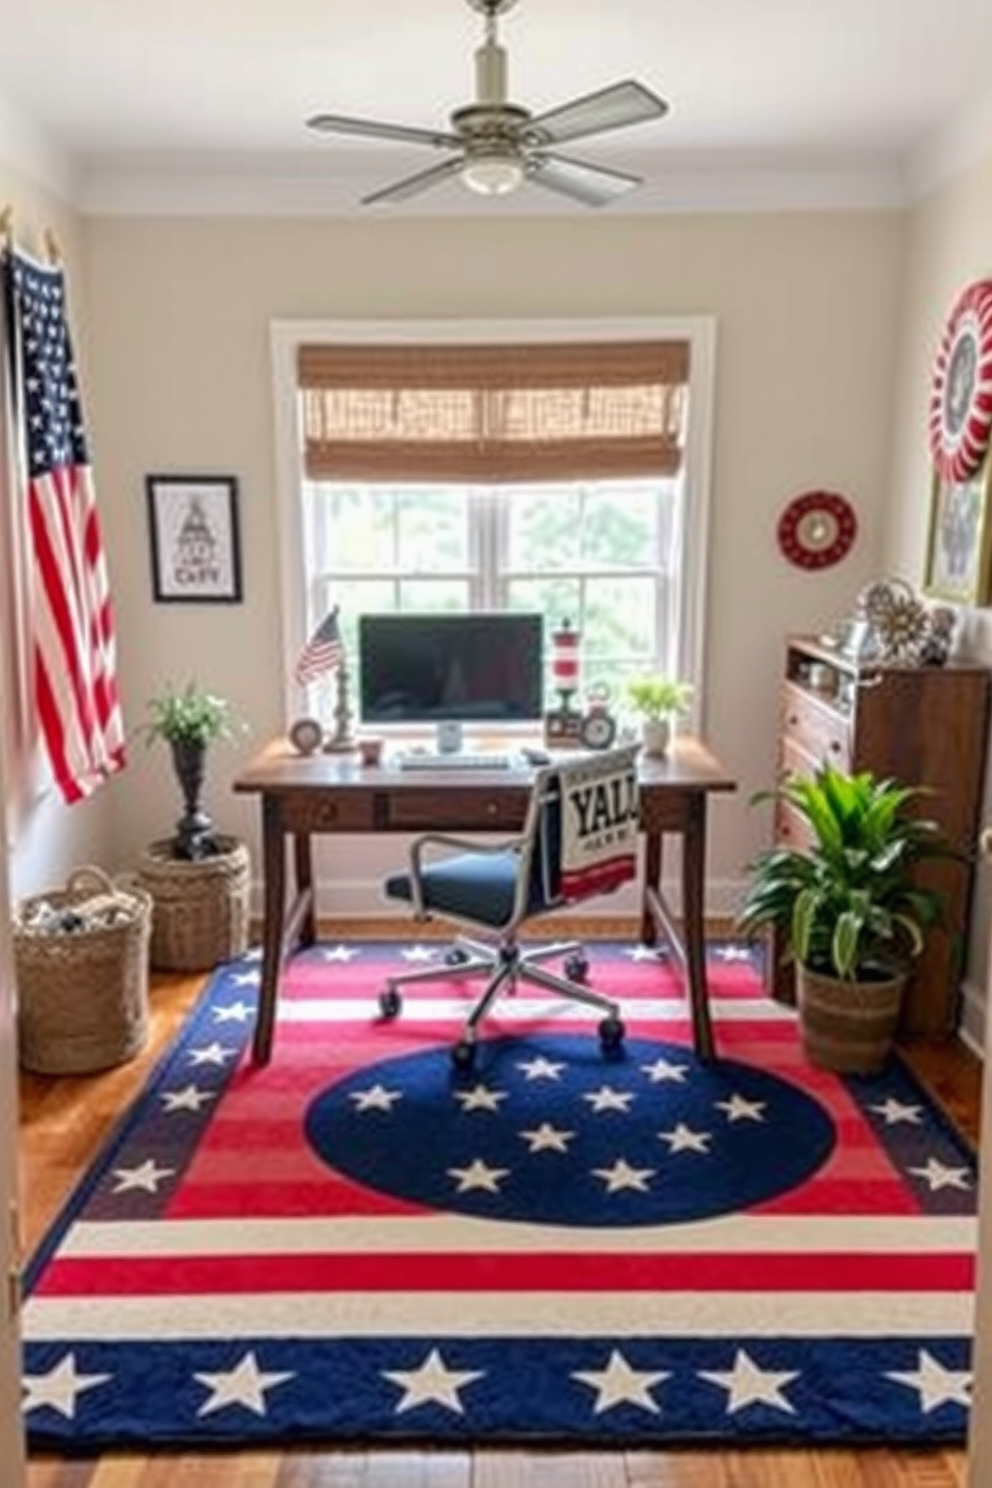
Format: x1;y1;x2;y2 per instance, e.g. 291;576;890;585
401;945;437;962
885;1349;972;1413
22;1354;111;1418
908;1157;972;1192
322;945;360;962
571;1349;670;1414
715;1092;767;1123
350;1084;403;1112
626;945;663;962
584;1086;635;1114
383;1348;484;1414
111;1158;175;1194
658;1123;712;1155
516;1056;565;1080
699;1349;799;1414
453;1084;507;1113
188;1042;236;1067
713;944;753;963
161;1084;215;1114
519;1122;574;1153
870;1097;923;1125
213;1000;253;1023
448;1158;509;1193
640;1057;688;1084
195;1350;295;1417
230;970;261;988
592;1158;655;1193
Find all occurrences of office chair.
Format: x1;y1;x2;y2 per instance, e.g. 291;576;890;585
379;744;640;1069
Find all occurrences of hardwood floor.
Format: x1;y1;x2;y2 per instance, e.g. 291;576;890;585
18;928;980;1488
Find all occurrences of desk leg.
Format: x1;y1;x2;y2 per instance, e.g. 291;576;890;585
683;793;716;1062
294;833;316;948
640;832;663;945
252;795;286;1066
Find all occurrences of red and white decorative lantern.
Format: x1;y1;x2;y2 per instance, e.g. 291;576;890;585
928;278;992;483
550;618;581;705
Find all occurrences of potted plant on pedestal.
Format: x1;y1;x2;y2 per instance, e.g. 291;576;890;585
142;681;241;859
137;681;251;971
737;764;950;1073
626;675;694;757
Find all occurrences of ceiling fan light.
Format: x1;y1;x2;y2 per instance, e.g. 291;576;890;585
461;153;525;195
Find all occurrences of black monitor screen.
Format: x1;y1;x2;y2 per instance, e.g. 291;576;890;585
358;613;544;725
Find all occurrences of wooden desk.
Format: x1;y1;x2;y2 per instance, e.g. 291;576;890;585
233;738;736;1066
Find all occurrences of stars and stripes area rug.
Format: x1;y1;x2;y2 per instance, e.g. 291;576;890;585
22;939;977;1452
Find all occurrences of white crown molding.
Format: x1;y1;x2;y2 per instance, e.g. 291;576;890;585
908;85;992;201
78;147;908;218
0;92;77;204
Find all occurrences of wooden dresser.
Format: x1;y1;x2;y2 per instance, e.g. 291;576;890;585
768;635;991;1036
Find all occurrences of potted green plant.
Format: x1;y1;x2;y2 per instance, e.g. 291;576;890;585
737;764;950;1073
625;675;694;757
141;682;242;860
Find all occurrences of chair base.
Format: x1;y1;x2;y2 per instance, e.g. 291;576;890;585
381;935;624;1067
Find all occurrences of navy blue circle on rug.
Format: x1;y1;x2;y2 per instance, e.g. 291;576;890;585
305;1033;836;1227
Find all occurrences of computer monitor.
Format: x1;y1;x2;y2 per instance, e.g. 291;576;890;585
358;612;544;728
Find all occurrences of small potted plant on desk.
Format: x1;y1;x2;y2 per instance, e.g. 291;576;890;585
737;764;950;1073
626;675;694;758
136;682;251;971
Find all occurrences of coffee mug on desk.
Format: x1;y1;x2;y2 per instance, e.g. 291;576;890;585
357;736;384;767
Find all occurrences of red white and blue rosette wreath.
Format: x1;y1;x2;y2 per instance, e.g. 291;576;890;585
928;278;992;482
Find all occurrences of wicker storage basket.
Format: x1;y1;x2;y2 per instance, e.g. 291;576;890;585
137;835;250;972
15;866;152;1075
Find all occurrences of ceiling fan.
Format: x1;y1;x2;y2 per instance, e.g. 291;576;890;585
306;0;669;207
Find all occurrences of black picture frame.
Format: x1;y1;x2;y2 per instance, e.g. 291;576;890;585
145;474;243;604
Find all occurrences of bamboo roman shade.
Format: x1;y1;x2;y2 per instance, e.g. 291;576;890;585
297;341;690;482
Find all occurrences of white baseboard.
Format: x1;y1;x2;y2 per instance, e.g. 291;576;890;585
248;874;749;923
958;975;987;1060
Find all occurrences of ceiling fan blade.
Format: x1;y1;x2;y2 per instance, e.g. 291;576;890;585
361;155;466;206
527;152;643;207
307;113;460;150
523;80;668;147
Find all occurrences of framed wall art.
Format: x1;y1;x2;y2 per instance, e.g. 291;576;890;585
145;474;243;604
922;459;992;607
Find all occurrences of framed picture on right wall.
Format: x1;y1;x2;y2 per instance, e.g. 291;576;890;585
922;459;992;606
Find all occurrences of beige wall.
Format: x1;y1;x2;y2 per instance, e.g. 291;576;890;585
82;209;905;909
0;157;112;898
882;148;992;1043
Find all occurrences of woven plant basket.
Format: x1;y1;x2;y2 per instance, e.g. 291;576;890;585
137;835;250;972
14;866;152;1075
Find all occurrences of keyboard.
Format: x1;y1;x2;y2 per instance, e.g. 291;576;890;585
395;751;514;772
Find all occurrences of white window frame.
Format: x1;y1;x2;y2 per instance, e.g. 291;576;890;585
271;317;717;732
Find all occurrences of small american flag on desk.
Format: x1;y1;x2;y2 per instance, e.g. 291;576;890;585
294;606;344;686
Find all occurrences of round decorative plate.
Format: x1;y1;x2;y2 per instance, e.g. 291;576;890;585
928;278;992;482
777;491;858;570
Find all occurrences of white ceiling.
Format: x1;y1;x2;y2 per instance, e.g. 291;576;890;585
1;0;991;215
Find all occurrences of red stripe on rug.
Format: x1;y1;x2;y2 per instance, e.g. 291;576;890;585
38;1250;975;1297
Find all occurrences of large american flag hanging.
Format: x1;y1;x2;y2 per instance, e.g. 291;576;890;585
2;249;125;803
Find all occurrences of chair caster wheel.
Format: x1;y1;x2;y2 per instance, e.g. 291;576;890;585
565;953;589;982
379;988;402;1019
445;947;470;967
599;1015;625;1052
452;1040;476;1071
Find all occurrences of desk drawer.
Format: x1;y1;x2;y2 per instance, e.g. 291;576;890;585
280;793;375;834
387;788;528;832
780;682;850;769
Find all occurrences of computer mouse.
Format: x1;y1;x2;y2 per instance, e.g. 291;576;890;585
521;746;551;767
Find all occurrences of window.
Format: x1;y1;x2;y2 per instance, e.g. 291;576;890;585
302;475;678;710
273;320;715;727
